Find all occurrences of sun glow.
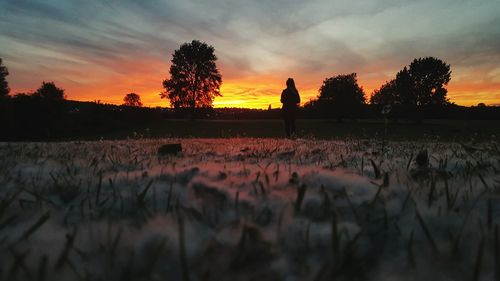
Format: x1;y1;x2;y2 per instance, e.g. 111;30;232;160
212;80;318;109
12;70;499;109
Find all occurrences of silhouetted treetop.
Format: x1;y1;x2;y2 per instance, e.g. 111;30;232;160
409;57;451;106
370;79;397;106
161;40;222;109
371;57;451;108
0;58;9;99
123;92;143;107
395;67;414;106
33;81;66;101
317;73;365;119
319;73;365;104
370;67;414;107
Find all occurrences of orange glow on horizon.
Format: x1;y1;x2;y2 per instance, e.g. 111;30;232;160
213;81;318;109
6;45;499;109
11;74;500;109
3;1;499;110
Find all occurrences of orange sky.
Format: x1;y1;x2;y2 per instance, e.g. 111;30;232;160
6;54;500;109
17;72;498;109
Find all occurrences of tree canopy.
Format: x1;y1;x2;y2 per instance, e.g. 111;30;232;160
317;73;365;119
0;58;9;98
161;40;222;109
370;79;397;106
123;93;143;107
371;57;451;108
409;57;451;106
33;81;66;101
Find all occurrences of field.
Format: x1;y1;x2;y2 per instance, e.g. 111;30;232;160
1;137;500;280
72;119;500;142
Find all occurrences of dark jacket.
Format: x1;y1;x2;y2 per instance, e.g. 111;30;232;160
281;88;300;110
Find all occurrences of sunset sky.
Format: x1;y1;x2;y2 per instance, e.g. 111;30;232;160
1;0;499;108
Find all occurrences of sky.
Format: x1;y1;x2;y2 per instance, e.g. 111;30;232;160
0;0;499;108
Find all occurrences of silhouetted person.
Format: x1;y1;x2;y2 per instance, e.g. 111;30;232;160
281;78;300;137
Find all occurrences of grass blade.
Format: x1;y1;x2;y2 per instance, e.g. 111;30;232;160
416;209;438;254
16;212;50;243
294;184;307;215
178;215;190;281
137;179;154;206
472;236;485;281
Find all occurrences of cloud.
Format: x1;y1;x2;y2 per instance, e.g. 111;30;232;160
0;0;499;107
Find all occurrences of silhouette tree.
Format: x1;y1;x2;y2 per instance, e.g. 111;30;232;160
371;58;451;121
10;82;67;138
395;67;414;107
123;93;143;107
370;79;397;106
0;58;9;99
33;82;66;101
161;40;222;109
408;57;451;107
317;73;365;120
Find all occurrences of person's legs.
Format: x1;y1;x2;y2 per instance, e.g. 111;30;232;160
290;109;296;136
284;116;291;137
283;109;291;137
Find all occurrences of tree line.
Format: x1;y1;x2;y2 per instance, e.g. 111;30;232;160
0;40;482;118
157;40;455;123
1;41;499;140
157;40;456;123
302;57;452;121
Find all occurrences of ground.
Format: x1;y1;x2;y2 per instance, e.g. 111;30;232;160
0;138;499;280
102;119;500;142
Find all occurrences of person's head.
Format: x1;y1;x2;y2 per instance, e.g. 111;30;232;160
286;78;296;89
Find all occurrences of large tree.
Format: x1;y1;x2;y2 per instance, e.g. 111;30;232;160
370;57;451;121
123;92;142;107
0;58;9;99
317;73;365;119
33;81;66;101
161;40;222;109
408;57;451;106
371;58;451;108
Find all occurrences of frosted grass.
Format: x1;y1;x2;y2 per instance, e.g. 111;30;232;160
0;138;499;280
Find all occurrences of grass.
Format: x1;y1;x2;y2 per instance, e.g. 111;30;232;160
0;138;499;280
96;119;500;142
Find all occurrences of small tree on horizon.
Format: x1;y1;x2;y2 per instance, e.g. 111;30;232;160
317;73;365;120
161;40;222;109
0;58;10;99
33;81;66;101
123;92;143;107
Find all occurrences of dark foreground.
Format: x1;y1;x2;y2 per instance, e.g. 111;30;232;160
89;119;500;142
1;139;499;281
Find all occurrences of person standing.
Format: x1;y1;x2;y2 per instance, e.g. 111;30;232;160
280;78;300;138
